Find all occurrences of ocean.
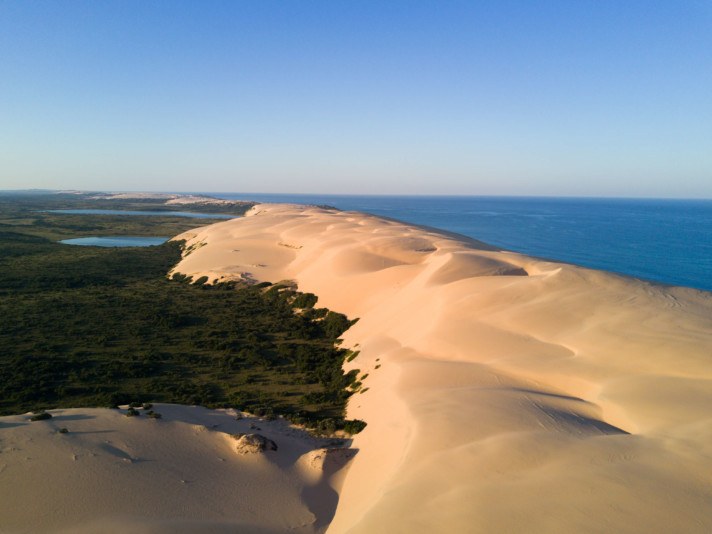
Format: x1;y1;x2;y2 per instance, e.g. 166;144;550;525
207;194;712;293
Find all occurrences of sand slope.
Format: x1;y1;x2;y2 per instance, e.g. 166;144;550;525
172;204;712;533
0;404;352;533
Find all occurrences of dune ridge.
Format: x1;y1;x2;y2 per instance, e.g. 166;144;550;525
172;203;712;533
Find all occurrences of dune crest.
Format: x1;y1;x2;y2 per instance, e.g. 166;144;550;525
172;204;712;533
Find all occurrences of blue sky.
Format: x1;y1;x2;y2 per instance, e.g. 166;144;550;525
1;1;711;197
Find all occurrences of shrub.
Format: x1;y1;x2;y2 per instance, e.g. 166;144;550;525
292;292;318;309
126;407;140;417
314;418;337;434
342;419;367;434
322;312;352;339
0;206;361;432
29;412;52;421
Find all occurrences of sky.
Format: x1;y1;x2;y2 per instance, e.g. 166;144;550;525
1;1;711;197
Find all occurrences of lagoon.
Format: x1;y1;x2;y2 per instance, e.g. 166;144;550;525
46;209;234;219
60;236;168;247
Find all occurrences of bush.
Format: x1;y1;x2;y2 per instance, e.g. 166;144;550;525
314;418;337;434
126;407;140;417
292;292;318;309
0;202;364;432
322;312;355;339
29;412;52;421
342;419;367;434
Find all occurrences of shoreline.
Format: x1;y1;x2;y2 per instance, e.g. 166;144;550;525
174;203;712;532
206;193;712;293
2;202;712;532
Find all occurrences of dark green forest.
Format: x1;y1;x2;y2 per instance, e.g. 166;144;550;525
0;193;365;434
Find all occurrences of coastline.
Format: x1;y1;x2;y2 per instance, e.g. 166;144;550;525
208;193;712;293
2;202;712;532
174;203;712;532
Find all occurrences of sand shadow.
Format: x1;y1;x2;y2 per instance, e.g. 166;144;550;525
63;429;115;435
303;483;340;531
301;447;358;530
52;414;97;421
147;404;357;529
508;387;585;403
99;442;147;463
0;421;28;429
540;408;629;435
489;386;631;435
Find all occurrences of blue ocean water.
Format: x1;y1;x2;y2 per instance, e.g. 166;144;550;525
208;194;712;293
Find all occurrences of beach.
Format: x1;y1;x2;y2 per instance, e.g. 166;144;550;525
3;203;712;532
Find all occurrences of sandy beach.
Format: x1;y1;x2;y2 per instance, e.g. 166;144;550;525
3;203;712;533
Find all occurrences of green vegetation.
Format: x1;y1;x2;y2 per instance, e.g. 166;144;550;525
342;419;367;434
0;193;366;434
0;192;254;242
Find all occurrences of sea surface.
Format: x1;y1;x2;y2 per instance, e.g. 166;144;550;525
207;194;712;293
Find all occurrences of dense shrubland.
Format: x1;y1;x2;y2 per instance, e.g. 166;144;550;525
0;193;366;434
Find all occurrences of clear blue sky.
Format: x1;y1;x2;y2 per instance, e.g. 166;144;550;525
1;1;711;197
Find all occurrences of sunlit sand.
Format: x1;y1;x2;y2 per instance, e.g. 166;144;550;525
3;203;712;533
176;204;712;533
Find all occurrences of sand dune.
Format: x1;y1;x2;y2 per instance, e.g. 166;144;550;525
3;203;712;533
0;404;351;533
171;204;712;533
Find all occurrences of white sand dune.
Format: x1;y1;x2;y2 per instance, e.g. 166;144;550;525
3;203;712;533
0;404;352;533
170;204;712;533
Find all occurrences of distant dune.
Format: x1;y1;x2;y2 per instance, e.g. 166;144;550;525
3;203;712;533
173;204;712;533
